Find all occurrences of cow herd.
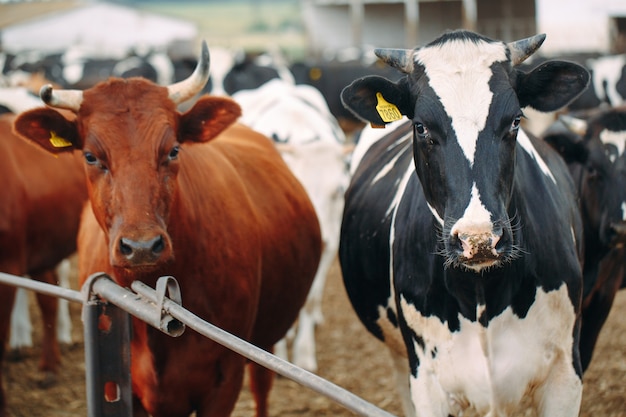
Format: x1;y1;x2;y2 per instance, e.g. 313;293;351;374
0;29;625;417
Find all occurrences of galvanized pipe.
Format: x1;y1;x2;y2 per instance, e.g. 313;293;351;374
0;271;82;303
132;280;398;417
0;271;397;417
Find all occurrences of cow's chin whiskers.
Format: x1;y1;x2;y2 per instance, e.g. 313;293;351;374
435;213;525;273
440;246;524;273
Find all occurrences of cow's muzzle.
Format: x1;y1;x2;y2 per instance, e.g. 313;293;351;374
112;233;173;269
448;229;508;271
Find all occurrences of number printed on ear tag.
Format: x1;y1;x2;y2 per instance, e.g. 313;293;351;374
375;92;402;122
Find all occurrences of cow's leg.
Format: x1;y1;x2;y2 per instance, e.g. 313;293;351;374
30;269;61;385
196;355;247;417
133;395;150;417
580;253;624;372
55;259;73;345
273;336;290;363
291;244;336;372
389;349;416;417
534;356;582;417
247;360;275;417
9;287;33;353
0;266;21;417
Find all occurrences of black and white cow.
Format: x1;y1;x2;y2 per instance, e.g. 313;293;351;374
339;30;589;416
542;106;626;372
568;53;626;111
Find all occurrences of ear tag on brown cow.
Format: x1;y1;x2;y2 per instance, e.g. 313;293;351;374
49;131;72;148
375;92;402;123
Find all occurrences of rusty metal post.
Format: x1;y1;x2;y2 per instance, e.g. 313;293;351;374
83;274;132;417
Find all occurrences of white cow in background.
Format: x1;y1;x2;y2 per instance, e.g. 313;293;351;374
233;78;350;372
10;259;73;351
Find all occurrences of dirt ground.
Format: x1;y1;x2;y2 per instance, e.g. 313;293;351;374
4;258;626;417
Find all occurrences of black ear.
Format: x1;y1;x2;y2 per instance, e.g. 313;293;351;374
341;75;413;126
516;61;590;112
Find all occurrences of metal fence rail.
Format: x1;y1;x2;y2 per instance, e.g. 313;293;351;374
0;271;397;417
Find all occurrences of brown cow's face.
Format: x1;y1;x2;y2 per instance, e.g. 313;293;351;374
77;81;181;269
13;78;242;271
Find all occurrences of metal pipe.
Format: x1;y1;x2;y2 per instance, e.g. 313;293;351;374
131;281;398;417
0;272;82;303
0;271;397;417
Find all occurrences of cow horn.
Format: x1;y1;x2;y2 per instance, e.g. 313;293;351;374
167;40;211;104
375;48;414;73
559;114;588;136
507;34;546;66
40;84;83;112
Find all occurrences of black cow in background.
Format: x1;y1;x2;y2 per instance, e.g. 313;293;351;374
1;47;174;90
291;59;403;135
522;52;626;111
569;54;626;110
542;106;626;372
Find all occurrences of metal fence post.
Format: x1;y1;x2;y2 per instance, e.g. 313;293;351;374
83;274;133;417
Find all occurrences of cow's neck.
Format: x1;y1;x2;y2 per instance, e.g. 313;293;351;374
443;263;536;325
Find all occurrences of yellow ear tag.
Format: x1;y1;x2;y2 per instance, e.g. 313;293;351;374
309;67;322;81
375;92;402;123
49;131;72;148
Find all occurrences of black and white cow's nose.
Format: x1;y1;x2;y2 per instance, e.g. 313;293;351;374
449;226;505;269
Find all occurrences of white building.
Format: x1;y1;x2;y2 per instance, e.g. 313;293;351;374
0;1;198;57
302;0;626;58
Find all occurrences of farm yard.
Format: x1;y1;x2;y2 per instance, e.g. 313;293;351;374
4;257;626;417
2;1;626;416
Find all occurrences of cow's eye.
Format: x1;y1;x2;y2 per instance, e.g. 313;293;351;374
414;122;429;138
84;152;108;171
168;145;180;161
84;152;98;165
511;116;522;131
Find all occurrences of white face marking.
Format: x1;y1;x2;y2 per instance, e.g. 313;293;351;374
517;129;557;184
400;283;581;415
414;39;508;165
450;184;492;237
599;128;626;164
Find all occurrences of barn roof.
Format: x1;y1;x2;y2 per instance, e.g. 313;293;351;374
0;1;198;56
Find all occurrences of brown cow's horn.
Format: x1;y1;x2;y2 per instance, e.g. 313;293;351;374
507;34;546;66
167;40;211;104
40;84;83;112
375;48;414;74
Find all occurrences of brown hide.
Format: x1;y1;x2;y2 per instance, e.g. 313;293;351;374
0;113;86;416
14;78;321;417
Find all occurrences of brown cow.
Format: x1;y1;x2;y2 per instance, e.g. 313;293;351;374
14;41;321;417
0;112;86;415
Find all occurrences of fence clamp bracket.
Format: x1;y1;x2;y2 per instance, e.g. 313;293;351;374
132;276;185;337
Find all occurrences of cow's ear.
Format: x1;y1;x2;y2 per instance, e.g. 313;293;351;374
543;131;588;164
179;96;242;143
341;75;412;127
13;108;80;154
516;61;590;112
